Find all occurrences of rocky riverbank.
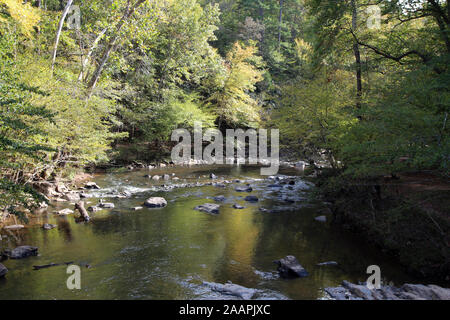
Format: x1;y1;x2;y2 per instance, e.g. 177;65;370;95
325;281;450;300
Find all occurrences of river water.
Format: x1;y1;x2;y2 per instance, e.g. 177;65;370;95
0;165;414;300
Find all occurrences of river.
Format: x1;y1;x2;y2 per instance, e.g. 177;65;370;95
0;165;414;299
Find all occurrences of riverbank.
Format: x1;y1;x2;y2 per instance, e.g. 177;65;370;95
316;170;450;283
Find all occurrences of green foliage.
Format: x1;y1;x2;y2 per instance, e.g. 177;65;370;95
209;42;264;128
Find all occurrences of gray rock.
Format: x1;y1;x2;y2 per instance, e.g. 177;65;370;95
84;182;100;190
132;207;144;211
163;174;171;180
56;208;74;215
325;281;450;300
42;224;57;230
144;197;167;208
213;195;226;202
274;255;309;278
233;204;245;209
315;215;327;222
342;281;375;300
152;175;161;181
88;206;101;212
204;282;256;300
0;263;8;278
3;225;24;231
317;261;338;266
244;196;259;202
98;200;115;209
64;192;81;202
236;186;253;192
195;203;220;215
210;173;218;179
8;246;38;259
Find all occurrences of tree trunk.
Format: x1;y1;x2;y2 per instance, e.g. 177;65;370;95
51;0;74;75
278;0;284;51
351;0;362;110
86;0;146;98
75;201;90;222
78;28;107;82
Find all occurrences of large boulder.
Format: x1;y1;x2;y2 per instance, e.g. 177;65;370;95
0;263;8;278
8;246;38;259
194;203;220;215
144;197;167;208
274;255;309;278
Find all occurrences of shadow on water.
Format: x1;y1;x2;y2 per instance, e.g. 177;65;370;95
0;165;415;300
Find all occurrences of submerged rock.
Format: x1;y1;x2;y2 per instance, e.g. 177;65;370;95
233;204;245;209
315;216;327;223
244;196;259;203
274;255;309;278
0;263;8;278
204;281;256;300
317;261;338;266
213;195;226;202
144;197;167;208
8;246;38;259
195;203;220;215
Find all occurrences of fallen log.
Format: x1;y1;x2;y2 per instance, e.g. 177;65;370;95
75;201;90;222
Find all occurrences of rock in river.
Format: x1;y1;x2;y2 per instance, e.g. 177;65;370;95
84;182;100;190
244;196;259;203
204;281;256;300
213;195;226;202
0;263;8;278
144;197;168;208
42;224;57;230
274;255;309;278
7;246;38;259
194;203;220;215
235;186;253;192
317;261;338;267
233;204;245;209
315;216;327;223
3;225;24;231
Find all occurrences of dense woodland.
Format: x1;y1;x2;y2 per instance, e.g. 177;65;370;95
0;0;449;275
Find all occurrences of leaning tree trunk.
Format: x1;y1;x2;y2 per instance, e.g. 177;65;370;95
78;28;107;82
351;0;362;111
86;0;146;98
51;0;74;75
75;201;90;222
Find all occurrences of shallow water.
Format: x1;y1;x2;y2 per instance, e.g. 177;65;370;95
0;165;414;300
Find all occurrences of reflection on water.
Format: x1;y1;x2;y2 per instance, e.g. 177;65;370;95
0;165;414;300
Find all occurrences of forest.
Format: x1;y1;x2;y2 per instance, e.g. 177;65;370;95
0;0;449;295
